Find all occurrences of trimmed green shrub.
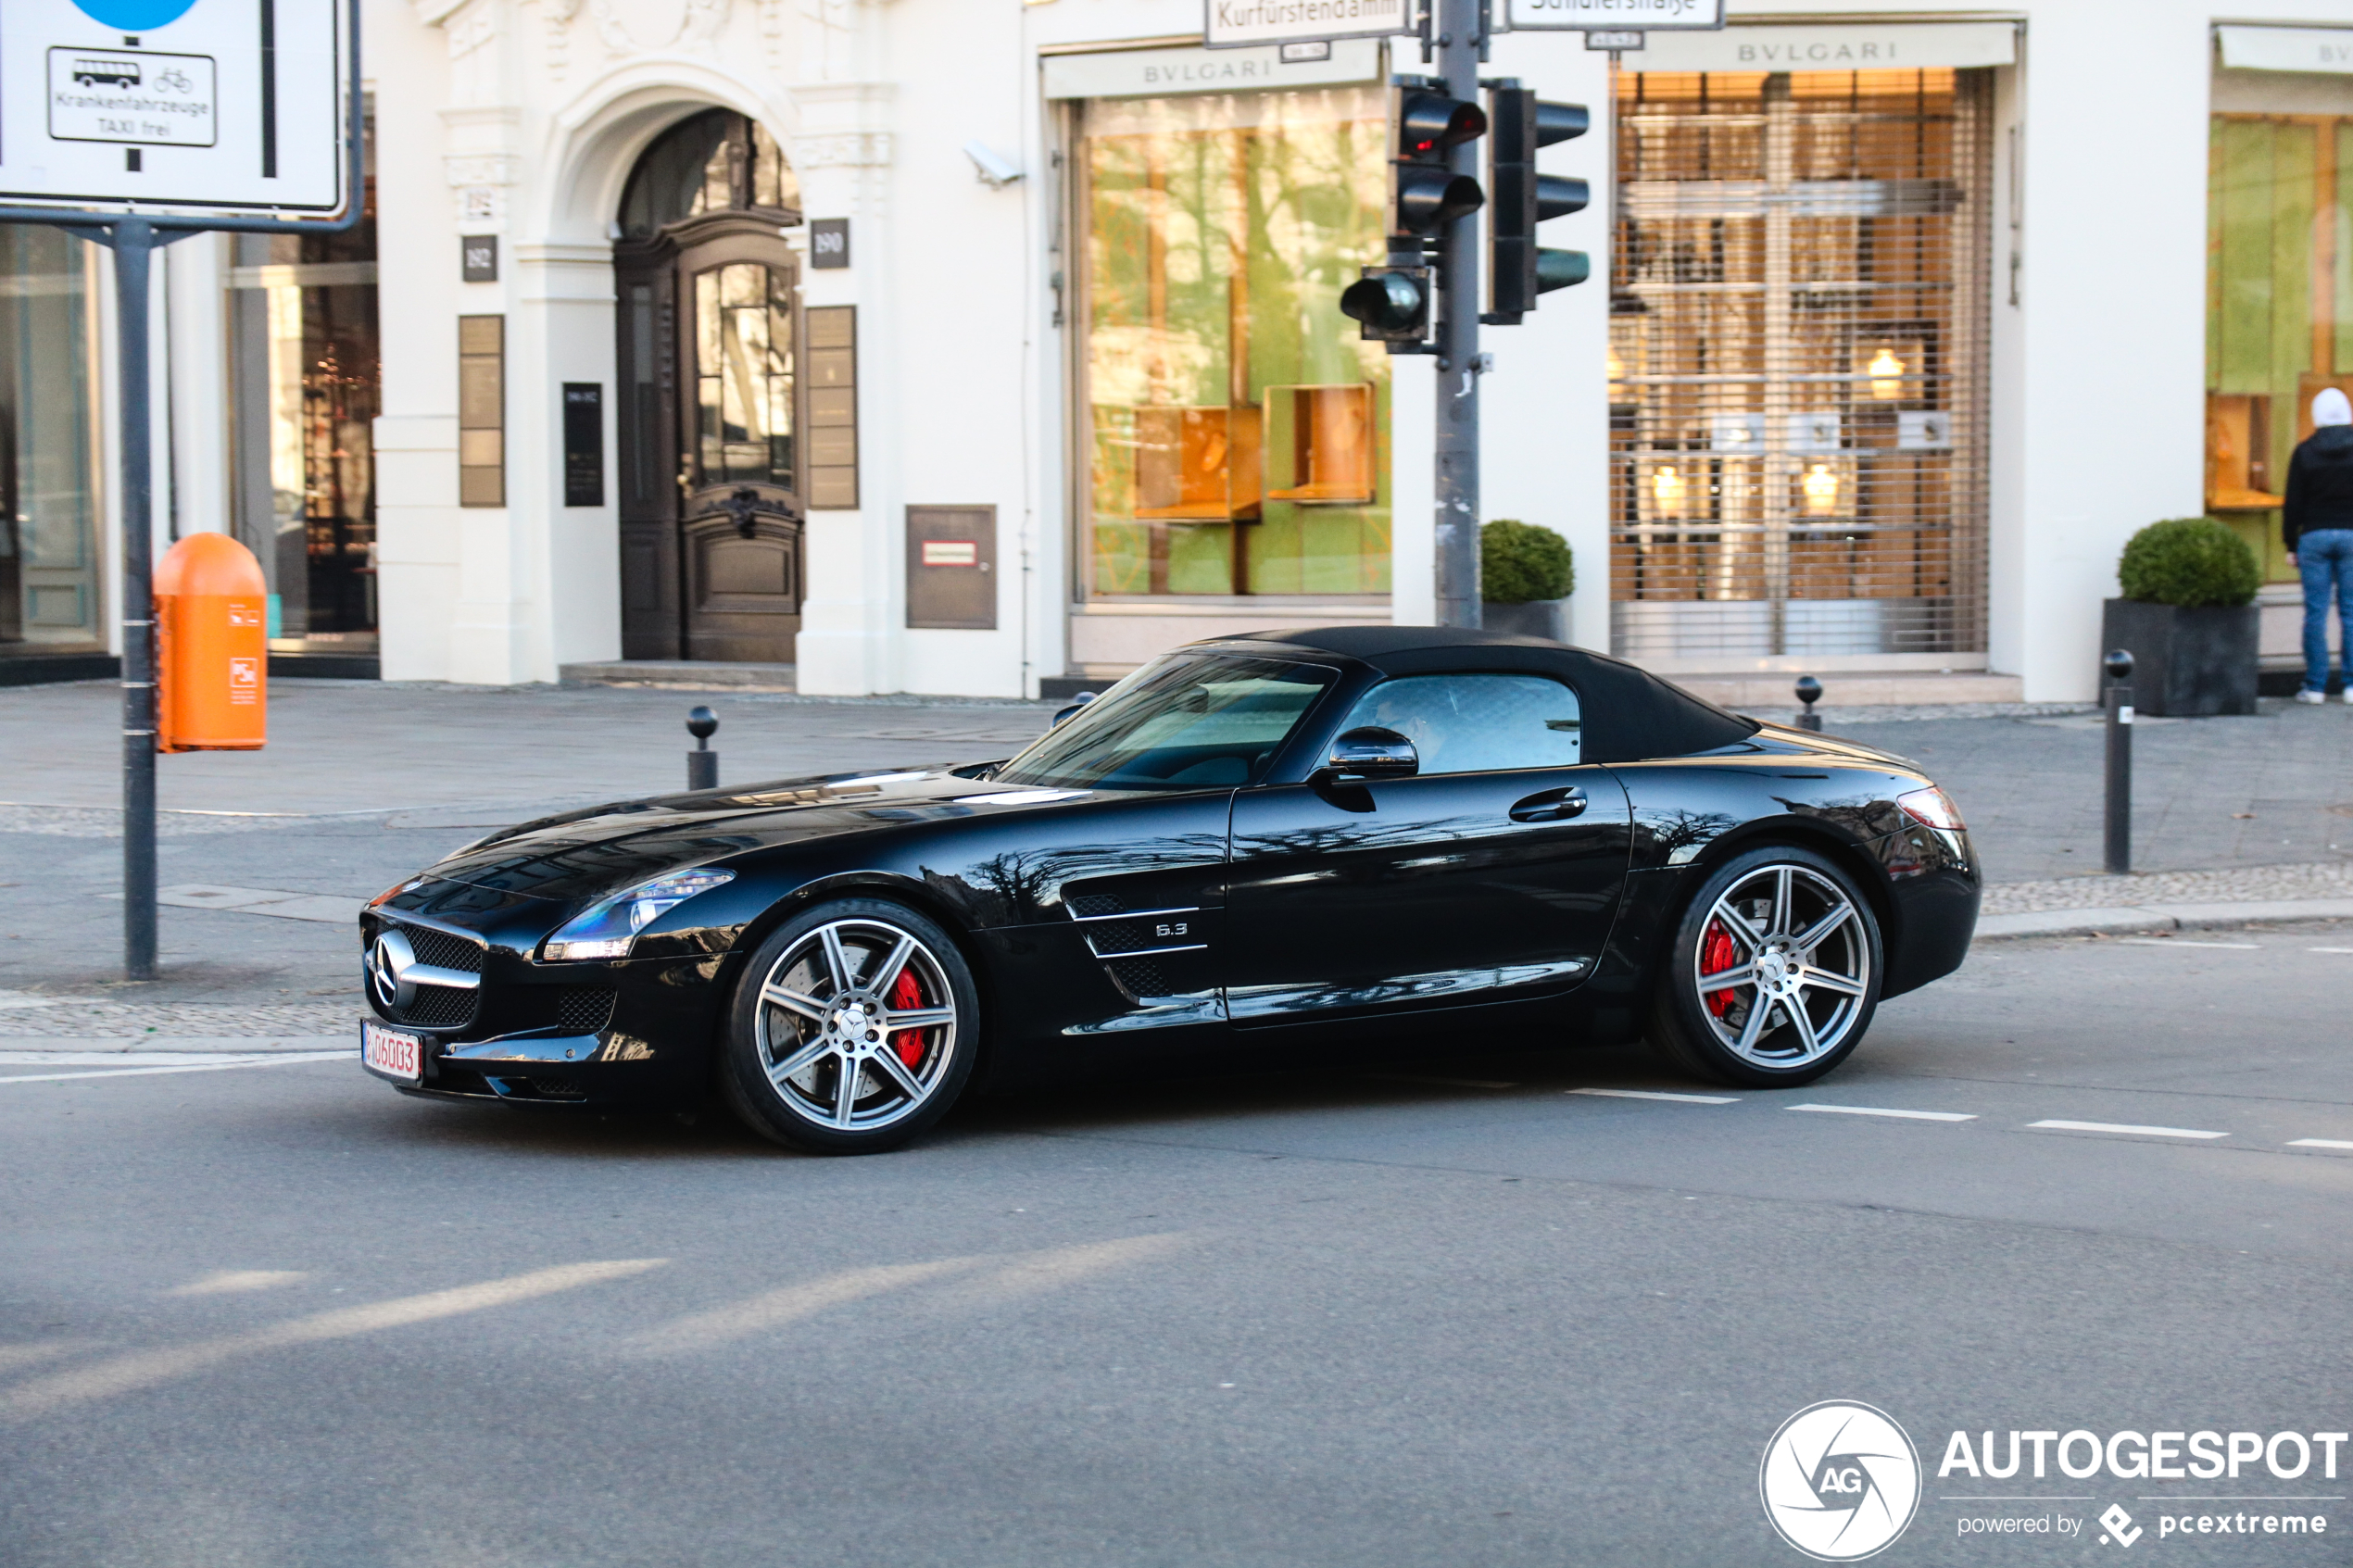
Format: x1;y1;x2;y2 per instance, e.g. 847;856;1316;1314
1482;519;1575;605
2117;517;2260;608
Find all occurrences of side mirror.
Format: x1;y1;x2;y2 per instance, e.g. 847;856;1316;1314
1051;690;1099;727
1321;726;1418;782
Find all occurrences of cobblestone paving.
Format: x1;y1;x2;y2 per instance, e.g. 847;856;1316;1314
1978;859;2353;915
0;996;359;1036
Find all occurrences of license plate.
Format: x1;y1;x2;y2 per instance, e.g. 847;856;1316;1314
361;1021;423;1084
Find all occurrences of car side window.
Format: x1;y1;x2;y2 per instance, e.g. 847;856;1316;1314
1336;674;1581;774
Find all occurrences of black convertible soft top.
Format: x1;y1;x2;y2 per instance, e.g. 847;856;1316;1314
1203;625;1761;765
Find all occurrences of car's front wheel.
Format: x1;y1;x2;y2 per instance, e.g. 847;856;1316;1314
718;898;979;1154
1646;846;1883;1088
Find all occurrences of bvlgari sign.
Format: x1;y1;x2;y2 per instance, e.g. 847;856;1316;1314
1204;0;1414;50
1618;20;2018;72
2217;26;2353;75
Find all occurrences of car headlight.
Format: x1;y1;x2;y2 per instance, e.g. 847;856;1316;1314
542;869;736;961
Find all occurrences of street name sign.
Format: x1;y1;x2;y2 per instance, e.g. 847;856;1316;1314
1;0;350;215
1204;0;1416;50
1504;0;1722;31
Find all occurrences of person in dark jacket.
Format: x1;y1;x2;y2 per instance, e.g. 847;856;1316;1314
2286;386;2353;702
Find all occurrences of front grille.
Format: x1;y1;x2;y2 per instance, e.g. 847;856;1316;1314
369;918;486;1030
555;987;616;1035
401;985;476;1028
402;924;485;975
528;1078;591;1099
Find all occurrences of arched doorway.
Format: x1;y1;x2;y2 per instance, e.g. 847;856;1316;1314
613;109;805;663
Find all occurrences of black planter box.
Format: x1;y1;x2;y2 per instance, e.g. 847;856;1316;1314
2099;598;2259;716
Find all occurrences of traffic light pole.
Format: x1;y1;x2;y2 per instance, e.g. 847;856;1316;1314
1432;0;1484;629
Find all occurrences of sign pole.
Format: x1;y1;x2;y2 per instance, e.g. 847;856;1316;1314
1434;0;1484;629
0;0;365;981
116;219;159;980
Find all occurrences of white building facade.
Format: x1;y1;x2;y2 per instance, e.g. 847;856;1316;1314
5;0;2352;705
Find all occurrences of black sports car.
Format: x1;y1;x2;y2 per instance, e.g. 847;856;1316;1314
359;627;1979;1153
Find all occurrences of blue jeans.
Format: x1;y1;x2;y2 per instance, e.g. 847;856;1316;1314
2301;530;2353;692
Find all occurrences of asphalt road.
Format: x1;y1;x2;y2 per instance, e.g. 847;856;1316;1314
6;929;2351;1566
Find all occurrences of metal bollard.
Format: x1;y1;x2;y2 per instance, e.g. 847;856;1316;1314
1794;674;1823;733
2103;650;2133;875
686;706;719;791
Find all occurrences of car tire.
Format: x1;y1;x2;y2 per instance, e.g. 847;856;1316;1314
717;897;980;1155
1645;844;1883;1089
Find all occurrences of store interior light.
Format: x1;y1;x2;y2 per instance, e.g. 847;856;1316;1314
1801;461;1843;517
1868;346;1906;400
1651;465;1688;516
1606;345;1626;383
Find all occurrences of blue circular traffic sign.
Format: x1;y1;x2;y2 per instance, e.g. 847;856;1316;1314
70;0;201;30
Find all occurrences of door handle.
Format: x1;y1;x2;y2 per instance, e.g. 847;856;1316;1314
1509;785;1587;823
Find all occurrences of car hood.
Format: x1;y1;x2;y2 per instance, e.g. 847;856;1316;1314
1746;721;1928;775
387;767;1093;906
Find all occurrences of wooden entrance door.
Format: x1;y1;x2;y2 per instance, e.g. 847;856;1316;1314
615;216;804;663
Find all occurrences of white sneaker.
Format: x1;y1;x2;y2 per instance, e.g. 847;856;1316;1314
2341;688;2353;704
2296;688;2327;704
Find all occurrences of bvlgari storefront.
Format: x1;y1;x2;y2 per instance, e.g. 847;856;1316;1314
1049;40;1401;678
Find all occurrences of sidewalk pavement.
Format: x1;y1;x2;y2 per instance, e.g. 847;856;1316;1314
3;677;2351;1029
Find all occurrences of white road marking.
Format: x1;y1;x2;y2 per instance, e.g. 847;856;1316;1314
170;1271;310;1297
0;1052;347;1085
2116;938;2259;950
2028;1119;2228;1140
1789;1103;1976;1122
1568;1088;1740;1104
0;1051;317;1066
0;1260;666;1421
2308;947;2353;955
2287;1138;2353;1150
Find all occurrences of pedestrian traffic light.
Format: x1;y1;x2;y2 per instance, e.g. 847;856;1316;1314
1340;264;1434;342
1484;85;1591;323
1388;87;1488;239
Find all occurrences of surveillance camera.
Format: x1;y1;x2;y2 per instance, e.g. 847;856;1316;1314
963;140;1024;189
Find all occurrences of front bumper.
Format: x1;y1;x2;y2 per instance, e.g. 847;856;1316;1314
362;894;735;1107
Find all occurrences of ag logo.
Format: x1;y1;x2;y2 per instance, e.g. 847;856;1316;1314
1760;1400;1921;1561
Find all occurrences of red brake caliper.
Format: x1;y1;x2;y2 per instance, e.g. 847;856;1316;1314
888;968;927;1069
1700;919;1739;1018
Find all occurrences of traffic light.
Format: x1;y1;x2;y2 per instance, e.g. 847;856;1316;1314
1388;88;1488;239
1485;85;1590;324
1340;264;1434;342
1343;85;1488;348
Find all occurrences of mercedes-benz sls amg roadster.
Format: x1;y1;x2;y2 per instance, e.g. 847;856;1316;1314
359;626;1978;1153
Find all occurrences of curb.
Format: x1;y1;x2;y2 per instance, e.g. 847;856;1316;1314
1974;897;2353;942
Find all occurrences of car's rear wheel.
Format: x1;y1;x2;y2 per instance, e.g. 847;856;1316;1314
718;898;978;1154
1646;846;1882;1088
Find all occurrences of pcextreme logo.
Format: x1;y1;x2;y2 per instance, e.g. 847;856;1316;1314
1761;1401;1924;1561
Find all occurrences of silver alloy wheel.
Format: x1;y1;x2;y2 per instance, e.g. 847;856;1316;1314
1692;863;1871;1069
753;918;960;1132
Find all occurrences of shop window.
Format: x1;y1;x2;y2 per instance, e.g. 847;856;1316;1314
1608;69;1994;661
0;227;102;652
229;130;380;646
1077;87;1391;599
2205;112;2353;579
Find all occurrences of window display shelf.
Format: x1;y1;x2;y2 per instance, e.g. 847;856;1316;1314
1135;405;1262;523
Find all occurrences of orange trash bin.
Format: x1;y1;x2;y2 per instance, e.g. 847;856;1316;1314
155;532;268;753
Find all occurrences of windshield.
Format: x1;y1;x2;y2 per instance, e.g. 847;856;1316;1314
994;654;1337;791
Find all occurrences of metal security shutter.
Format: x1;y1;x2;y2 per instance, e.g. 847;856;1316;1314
1608;68;1994;664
